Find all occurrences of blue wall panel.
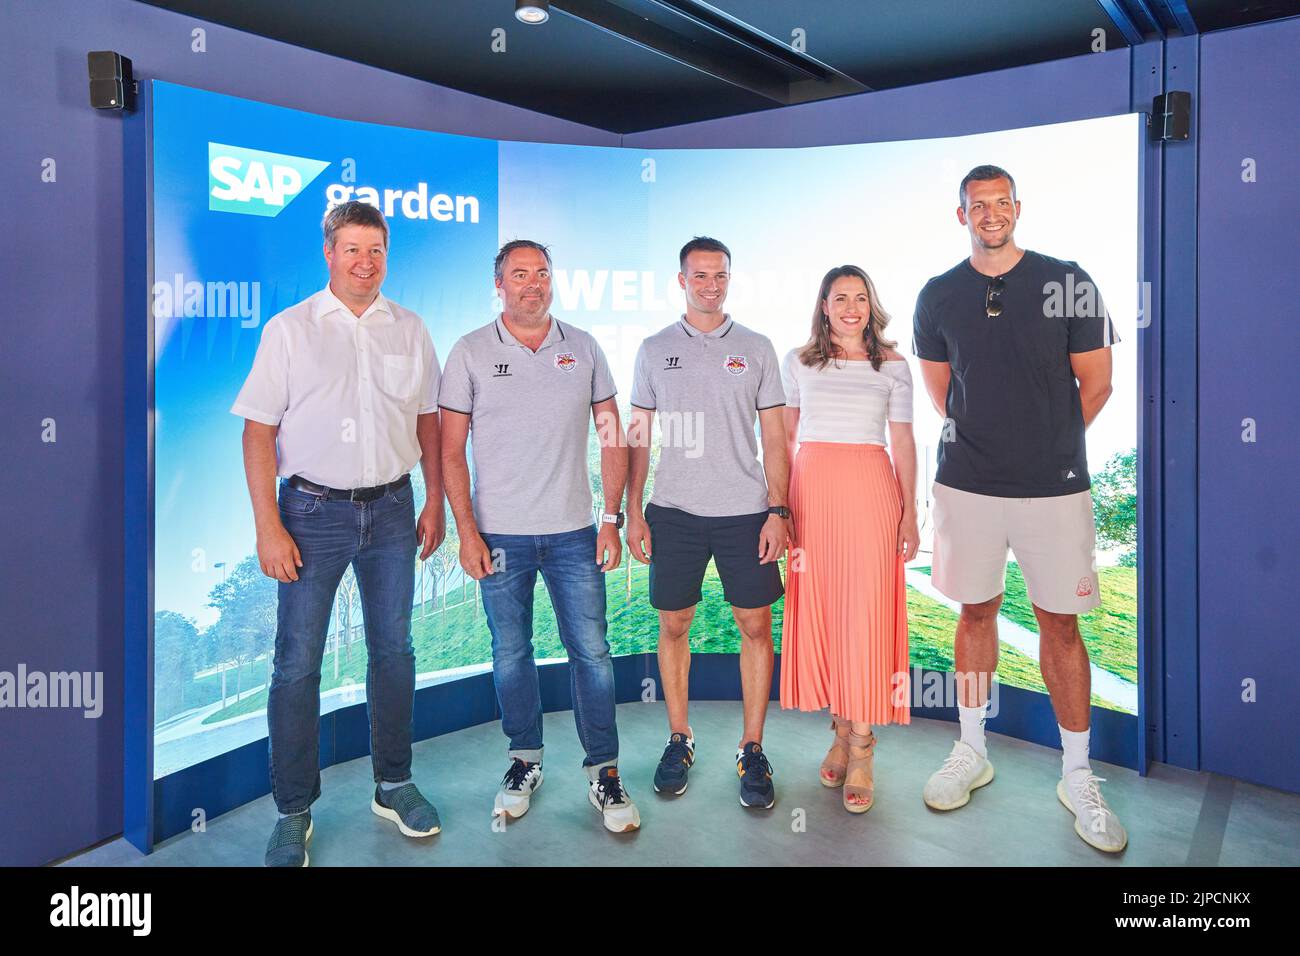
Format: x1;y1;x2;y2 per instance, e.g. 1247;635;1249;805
1195;17;1300;794
1159;34;1202;771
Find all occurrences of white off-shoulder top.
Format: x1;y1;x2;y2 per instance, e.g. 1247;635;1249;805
780;348;914;445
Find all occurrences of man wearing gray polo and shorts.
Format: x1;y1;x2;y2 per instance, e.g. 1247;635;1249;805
439;239;640;834
912;165;1127;853
626;236;791;810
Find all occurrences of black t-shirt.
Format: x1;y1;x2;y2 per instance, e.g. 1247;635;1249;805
912;250;1119;498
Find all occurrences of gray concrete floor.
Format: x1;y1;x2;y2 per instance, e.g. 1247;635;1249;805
63;702;1300;867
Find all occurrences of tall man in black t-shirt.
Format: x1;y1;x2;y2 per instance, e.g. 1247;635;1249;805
912;165;1127;852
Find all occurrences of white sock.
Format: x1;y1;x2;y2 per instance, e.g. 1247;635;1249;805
957;703;988;757
1059;724;1091;777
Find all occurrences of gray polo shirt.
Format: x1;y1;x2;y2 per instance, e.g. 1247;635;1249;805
631;316;785;517
439;315;616;535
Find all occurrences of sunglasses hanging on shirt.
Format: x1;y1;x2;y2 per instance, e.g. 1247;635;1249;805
985;276;1005;318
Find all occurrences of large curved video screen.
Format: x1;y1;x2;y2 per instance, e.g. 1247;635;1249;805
150;80;1140;777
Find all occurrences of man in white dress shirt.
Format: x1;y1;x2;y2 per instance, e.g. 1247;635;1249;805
231;201;446;866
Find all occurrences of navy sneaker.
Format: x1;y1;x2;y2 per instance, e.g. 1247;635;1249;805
371;783;441;837
653;731;696;795
265;811;313;867
736;741;775;809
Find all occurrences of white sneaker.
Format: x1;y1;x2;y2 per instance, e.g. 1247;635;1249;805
1058;768;1128;852
493;758;543;820
588;766;641;833
923;740;995;810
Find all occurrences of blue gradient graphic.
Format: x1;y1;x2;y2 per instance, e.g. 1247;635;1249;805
153;82;499;631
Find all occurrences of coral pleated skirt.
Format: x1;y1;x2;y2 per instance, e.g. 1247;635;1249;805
780;441;910;726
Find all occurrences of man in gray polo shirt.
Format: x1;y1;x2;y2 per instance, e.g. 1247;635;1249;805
439;239;640;833
627;236;791;809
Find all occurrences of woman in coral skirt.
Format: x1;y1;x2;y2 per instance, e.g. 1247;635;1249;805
780;264;920;813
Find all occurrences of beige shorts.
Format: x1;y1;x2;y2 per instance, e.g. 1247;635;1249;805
931;483;1101;615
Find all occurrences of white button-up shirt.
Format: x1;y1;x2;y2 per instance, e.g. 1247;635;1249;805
230;286;440;489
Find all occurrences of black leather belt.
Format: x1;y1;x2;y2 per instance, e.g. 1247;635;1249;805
286;473;411;502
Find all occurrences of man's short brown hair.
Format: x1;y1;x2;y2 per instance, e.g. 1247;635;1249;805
678;236;731;272
322;200;389;248
494;239;553;281
959;165;1017;208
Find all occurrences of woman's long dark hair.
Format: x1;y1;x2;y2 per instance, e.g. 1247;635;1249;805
798;264;897;371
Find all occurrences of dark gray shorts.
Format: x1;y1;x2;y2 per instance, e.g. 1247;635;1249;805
644;503;784;611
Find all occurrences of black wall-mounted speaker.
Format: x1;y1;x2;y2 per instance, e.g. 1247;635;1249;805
88;50;136;111
1152;90;1192;142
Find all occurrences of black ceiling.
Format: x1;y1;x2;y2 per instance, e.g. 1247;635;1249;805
134;0;1300;133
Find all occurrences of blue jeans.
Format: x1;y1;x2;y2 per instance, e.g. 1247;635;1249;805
267;479;417;814
479;525;618;770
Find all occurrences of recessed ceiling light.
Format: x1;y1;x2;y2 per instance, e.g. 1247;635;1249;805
515;1;549;24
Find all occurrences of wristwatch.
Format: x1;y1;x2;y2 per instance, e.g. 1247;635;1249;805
602;512;625;529
768;506;791;519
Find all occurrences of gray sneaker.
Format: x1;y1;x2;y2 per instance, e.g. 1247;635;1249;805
371;783;442;837
1058;769;1128;853
922;740;995;811
588;766;641;833
494;758;544;820
265;811;313;867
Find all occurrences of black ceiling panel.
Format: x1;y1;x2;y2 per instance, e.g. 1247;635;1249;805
707;0;1131;90
134;0;777;131
1186;0;1300;31
132;0;1300;132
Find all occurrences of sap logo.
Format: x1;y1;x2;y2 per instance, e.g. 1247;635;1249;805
209;143;330;217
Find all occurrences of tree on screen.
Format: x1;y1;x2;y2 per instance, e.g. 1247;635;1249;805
154;610;198;722
1092;447;1137;567
206;555;276;704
